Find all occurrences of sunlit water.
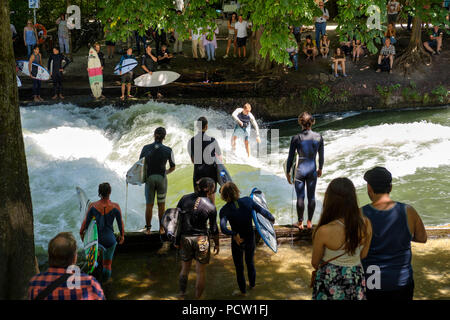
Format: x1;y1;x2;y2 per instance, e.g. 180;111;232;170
20;103;450;253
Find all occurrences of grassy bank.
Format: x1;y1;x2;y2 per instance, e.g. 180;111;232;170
104;238;450;300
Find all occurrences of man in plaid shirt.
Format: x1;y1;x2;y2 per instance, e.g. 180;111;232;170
376;37;396;73
28;232;105;300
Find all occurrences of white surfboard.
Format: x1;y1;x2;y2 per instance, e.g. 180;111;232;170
126;158;146;185
16;76;21;87
16;60;50;81
114;58;138;75
134;71;180;87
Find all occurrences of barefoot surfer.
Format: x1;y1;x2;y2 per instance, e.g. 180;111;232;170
231;103;261;157
285;112;324;230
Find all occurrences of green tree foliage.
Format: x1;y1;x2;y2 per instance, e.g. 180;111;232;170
335;0;449;55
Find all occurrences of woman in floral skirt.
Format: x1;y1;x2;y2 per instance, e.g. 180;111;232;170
311;177;372;300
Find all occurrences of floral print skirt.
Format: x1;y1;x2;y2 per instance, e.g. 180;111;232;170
312;263;366;300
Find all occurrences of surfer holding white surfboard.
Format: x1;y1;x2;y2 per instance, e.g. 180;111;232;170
219;182;275;295
285;112;324;230
231;103;261;157
140;45;163;99
29;46;44;102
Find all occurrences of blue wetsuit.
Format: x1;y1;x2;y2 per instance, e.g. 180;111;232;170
286;129;324;222
220;197;274;293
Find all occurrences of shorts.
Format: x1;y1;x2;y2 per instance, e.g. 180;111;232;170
121;71;133;84
427;40;437;50
237;37;247;48
145;174;168;204
105;41;116;46
180;235;210;264
228;33;236;41
232;124;251;141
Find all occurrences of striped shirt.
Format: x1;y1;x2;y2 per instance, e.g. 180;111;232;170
28;267;105;300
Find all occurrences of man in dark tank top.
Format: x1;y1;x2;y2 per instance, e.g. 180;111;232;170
361;167;427;300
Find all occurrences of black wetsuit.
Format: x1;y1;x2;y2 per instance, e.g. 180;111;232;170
286;129;324;222
176;193;219;245
187;132;222;189
220;197;275;293
47;53;69;96
139;142;175;178
141;52;159;97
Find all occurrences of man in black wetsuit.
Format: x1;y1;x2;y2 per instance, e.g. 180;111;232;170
175;177;220;299
286;112;324;230
139;127;176;235
48;46;70;100
187;117;222;201
141;45;162;99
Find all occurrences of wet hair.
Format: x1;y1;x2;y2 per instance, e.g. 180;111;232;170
98;182;111;198
154;127;166;142
220;182;240;203
197;116;208;130
243;103;251;110
314;178;367;255
94;42;100;48
48;232;77;268
195;177;216;197
298;112;315;128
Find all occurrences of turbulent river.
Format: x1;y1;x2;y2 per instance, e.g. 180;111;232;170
20;103;450;253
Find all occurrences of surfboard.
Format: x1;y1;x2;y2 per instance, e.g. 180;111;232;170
76;186;98;274
17;76;21;87
216;158;232;187
126;157;146;185
16;60;50;80
283;153;297;184
114;58;138;75
134;71;180;87
161;208;182;242
87;47;103;98
250;188;277;253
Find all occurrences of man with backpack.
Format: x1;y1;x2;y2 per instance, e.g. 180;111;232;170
28;232;104;300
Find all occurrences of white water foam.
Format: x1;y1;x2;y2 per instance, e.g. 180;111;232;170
20;103;450;250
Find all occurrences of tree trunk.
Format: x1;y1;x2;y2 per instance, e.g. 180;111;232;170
244;27;273;72
0;0;36;300
395;16;431;74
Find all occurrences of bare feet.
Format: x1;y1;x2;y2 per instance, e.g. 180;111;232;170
52;95;58;100
120;95;125;101
307;220;313;229
38;96;44;101
294;221;304;230
34;96;40;102
59;94;64;99
376;69;381;73
157;93;163;99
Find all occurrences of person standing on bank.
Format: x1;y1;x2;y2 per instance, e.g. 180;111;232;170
234;15;250;58
48;46;70;100
56;13;70;55
187;117;222;201
139;127;176;235
314;1;329;52
118;48;135;100
231;103;261;157
29;45;44;102
311;178;372;300
286;112;324;230
141;45;162;99
175;177;220;299
361;167;427;300
220;182;275;296
24;20;38;58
